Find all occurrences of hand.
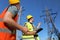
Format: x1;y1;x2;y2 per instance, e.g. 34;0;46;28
22;27;28;33
37;22;42;29
21;27;36;35
25;31;36;35
32;31;36;35
38;22;41;26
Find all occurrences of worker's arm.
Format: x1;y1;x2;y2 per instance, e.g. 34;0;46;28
25;22;42;35
25;31;36;35
3;12;36;35
3;6;36;34
3;6;28;33
3;11;28;33
26;23;41;35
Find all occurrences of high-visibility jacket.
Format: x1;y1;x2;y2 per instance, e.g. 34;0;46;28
22;22;40;40
0;8;18;40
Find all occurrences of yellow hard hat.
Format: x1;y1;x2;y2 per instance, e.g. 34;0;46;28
27;15;33;20
9;0;20;4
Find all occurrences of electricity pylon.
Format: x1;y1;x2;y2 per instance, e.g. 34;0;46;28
40;8;60;40
17;6;25;40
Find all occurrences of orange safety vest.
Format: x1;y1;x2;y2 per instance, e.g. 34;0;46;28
0;8;18;40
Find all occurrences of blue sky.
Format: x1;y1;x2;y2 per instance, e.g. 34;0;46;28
0;0;60;40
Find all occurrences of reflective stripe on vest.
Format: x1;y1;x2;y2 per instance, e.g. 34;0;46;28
0;28;12;33
22;35;34;39
0;18;3;22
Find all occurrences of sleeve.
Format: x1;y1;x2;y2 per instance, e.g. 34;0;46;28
7;6;18;16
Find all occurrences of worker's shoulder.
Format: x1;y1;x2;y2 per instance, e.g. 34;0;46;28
7;6;18;16
25;22;30;25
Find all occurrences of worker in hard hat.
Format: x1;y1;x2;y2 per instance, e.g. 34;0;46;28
22;15;40;40
0;0;36;40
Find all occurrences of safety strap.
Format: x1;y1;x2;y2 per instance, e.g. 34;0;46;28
0;28;12;34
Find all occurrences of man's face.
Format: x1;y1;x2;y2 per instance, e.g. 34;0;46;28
16;3;20;10
30;18;34;22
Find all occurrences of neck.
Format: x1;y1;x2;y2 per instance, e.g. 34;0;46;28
15;3;20;10
16;5;20;10
29;21;33;23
